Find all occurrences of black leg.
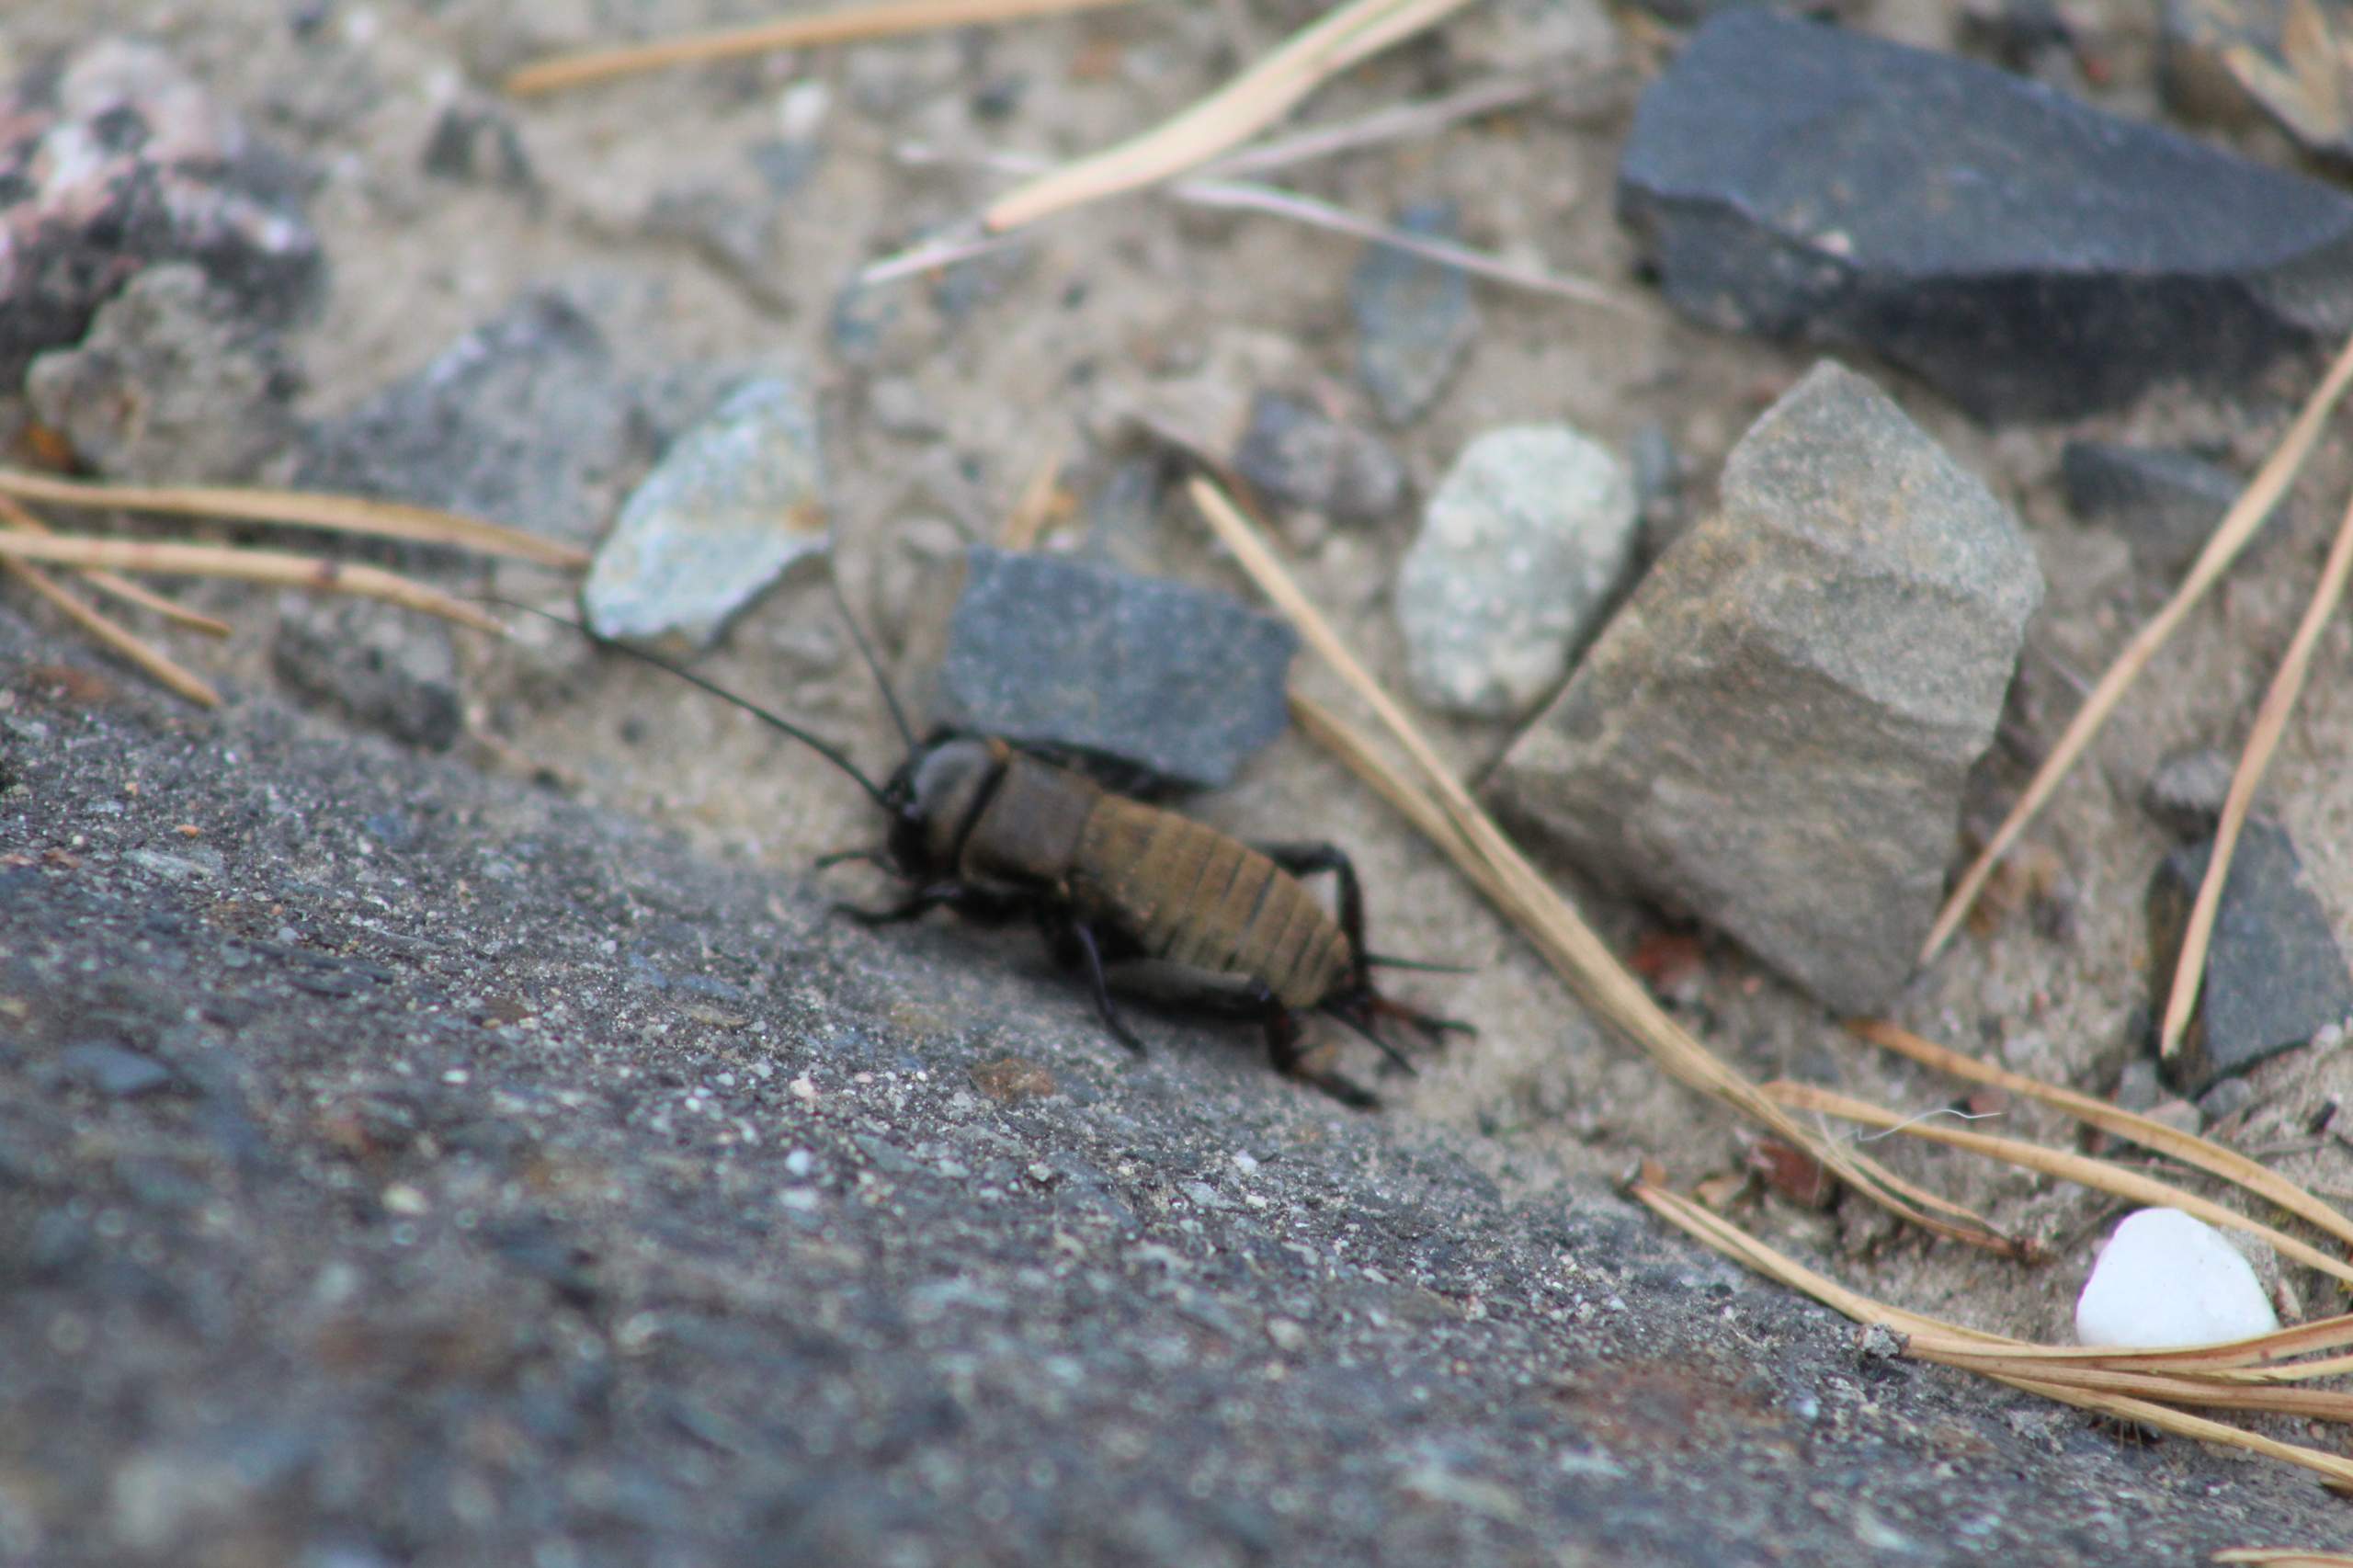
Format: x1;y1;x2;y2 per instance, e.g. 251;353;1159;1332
1067;921;1146;1055
1253;842;1367;974
1259;988;1378;1109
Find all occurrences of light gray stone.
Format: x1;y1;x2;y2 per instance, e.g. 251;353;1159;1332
1395;426;1638;720
1486;361;2043;1013
583;376;829;650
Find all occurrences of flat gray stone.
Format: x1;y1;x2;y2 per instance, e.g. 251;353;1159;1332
583;376;830;651
2062;442;2269;577
1351;202;1479;427
1618;9;2353;420
1487;361;2043;1013
1395;425;1639;720
933;547;1297;790
2149;819;2353;1093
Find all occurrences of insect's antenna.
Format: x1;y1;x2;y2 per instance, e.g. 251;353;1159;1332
824;572;917;754
484;598;895;812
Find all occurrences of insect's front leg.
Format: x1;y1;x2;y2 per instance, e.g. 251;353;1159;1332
1041;914;1146;1055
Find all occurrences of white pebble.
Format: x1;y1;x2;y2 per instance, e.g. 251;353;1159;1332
2074;1208;2279;1348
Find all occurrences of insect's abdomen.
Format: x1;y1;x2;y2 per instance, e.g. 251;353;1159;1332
1074;800;1350;1010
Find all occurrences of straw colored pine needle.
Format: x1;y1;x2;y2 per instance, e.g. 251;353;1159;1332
0;555;221;707
504;0;1138;97
0;468;588;571
1762;1079;2353;1288
2162;482;2353;1057
2215;1553;2353;1566
1626;1176;2353;1488
0;534;505;634
1184;474;2023;1258
0;494;231;638
1921;324;2353;963
982;0;1481;234
1848;1018;2353;1256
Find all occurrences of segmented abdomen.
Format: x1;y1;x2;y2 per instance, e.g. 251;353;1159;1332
1073;799;1350;1010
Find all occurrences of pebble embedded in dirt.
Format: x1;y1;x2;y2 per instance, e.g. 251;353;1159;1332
1486;361;2043;1013
27;264;300;484
1394;424;1638;720
0;38;324;388
2061;441;2267;578
1618;9;2353;420
420;96;536;190
583;376;830;650
1232;392;1404;525
298;289;721;546
2141;745;2242;837
2148;818;2353;1093
1351;202;1480;427
271;593;464;751
931;546;1298;791
2075;1207;2279;1347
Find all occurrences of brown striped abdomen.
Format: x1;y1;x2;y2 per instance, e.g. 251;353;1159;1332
1072;799;1351;1009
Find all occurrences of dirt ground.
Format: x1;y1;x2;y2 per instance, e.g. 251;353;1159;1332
20;0;2353;1356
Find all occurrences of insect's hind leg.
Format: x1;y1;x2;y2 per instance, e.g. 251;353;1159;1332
1252;841;1369;971
1258;987;1379;1110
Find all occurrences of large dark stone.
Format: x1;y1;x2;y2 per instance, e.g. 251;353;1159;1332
931;547;1299;791
1618;11;2353;421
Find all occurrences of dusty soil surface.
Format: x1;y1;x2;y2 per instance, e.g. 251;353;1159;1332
10;0;2353;1540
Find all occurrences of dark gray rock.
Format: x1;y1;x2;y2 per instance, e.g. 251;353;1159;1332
1487;362;2043;1014
2062;442;2268;578
582;376;830;651
298;290;728;547
4;605;2351;1564
1232;392;1404;524
1395;425;1639;720
2142;745;2241;837
419;97;535;190
0;39;324;387
2148;819;2353;1093
1618;10;2353;421
271;594;464;751
1351;203;1480;426
26;264;300;483
933;547;1298;790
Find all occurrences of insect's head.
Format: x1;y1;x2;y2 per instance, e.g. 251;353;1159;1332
881;733;1007;877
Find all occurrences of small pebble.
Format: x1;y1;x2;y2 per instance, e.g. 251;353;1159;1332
2075;1208;2279;1347
1395;424;1638;720
2141;746;2237;837
1231;392;1404;524
1350;202;1478;426
584;376;830;650
56;1042;175;1098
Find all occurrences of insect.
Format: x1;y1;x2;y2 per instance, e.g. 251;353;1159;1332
532;597;1469;1107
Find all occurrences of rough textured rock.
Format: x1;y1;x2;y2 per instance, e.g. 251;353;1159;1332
5;607;2349;1565
1618;10;2353;420
2148;819;2353;1093
0;39;324;388
1487;362;2043;1014
2062;442;2266;578
27;264;300;483
1351;203;1479;427
1232;392;1404;525
583;376;830;650
932;547;1298;791
1395;426;1639;720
